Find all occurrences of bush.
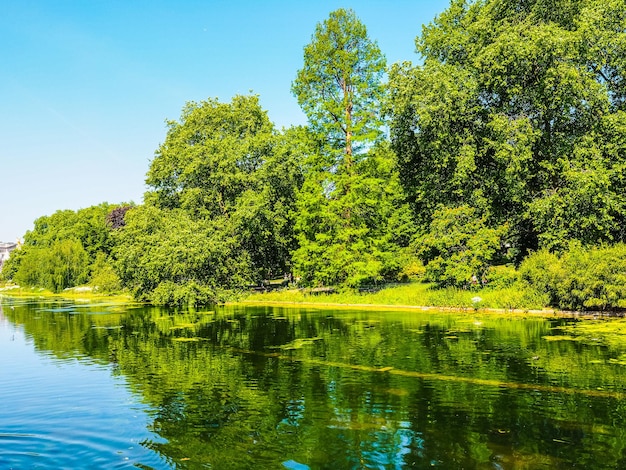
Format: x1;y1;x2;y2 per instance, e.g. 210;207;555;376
418;205;507;288
89;253;122;294
520;243;626;311
484;265;519;289
151;281;220;307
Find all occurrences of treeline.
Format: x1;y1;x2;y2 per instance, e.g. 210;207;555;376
4;0;626;310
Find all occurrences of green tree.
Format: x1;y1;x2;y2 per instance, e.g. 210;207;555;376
389;0;626;257
145;95;275;218
292;9;412;286
293;142;415;286
418;205;507;288
112;205;246;304
13;238;89;293
118;95;306;303
2;203;124;291
292;8;386;161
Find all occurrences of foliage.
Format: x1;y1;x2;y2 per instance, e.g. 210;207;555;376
520;243;626;310
2;204;120;291
417;205;507;288
112;205;251;302
106;205;133;229
24;204;117;259
293;142;415;286
388;0;626;258
292;9;414;286
89;252;122;294
138;95;305;301
150;280;222;307
483;264;519;289
13;238;89;293
145;95;275;217
292;8;386;158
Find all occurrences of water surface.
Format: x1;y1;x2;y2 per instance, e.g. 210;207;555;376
1;299;626;469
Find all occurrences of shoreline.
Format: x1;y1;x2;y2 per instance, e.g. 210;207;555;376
232;299;614;319
2;286;620;319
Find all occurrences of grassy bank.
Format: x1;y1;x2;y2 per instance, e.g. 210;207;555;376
0;280;551;313
241;281;551;312
0;283;133;304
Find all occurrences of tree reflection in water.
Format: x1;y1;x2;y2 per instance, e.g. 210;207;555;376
4;300;626;469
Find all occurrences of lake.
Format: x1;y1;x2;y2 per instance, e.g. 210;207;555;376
1;298;626;469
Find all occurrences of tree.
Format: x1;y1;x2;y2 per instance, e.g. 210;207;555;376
145;95;275;218
13;238;89;293
291;9;412;286
418;205;507;288
293;141;415;286
2;204;122;291
112;205;248;303
118;95;307;303
389;0;626;258
292;8;386;162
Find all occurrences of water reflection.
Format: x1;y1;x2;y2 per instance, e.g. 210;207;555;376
2;299;626;469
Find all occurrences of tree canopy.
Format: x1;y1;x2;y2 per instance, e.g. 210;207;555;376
6;2;626;307
112;95;307;303
1;203;124;292
292;8;386;161
389;0;626;258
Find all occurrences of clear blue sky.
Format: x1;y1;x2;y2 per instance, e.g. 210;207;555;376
0;0;450;242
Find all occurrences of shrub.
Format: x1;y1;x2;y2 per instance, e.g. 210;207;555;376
151;281;220;307
484;265;519;289
520;243;626;311
89;253;122;294
418;205;507;288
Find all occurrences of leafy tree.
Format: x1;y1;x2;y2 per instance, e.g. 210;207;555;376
112;205;249;303
143;95;305;284
293;142;415;286
114;97;308;303
145;95;274;218
389;0;626;258
292;8;386;161
106;205;133;229
292;9;413;286
2;204;122;290
89;252;122;294
418;205;507;288
13;238;89;293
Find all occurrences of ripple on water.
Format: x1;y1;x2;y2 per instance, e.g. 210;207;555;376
0;325;169;469
0;431;168;469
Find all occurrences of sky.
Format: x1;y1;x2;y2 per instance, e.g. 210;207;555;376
0;0;450;242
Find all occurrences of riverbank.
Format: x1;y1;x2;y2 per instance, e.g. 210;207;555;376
235;299;560;317
1;281;618;318
0;284;133;304
242;281;549;310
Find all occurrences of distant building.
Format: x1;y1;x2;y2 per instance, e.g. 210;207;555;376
0;242;18;271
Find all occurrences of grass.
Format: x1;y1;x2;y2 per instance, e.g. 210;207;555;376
0;283;133;303
0;280;551;313
240;281;552;312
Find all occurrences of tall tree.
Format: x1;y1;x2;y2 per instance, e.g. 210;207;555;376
389;0;626;259
145;95;275;219
292;9;414;287
118;95;307;303
292;8;386;164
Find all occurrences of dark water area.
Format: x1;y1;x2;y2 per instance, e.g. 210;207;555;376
1;298;626;469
